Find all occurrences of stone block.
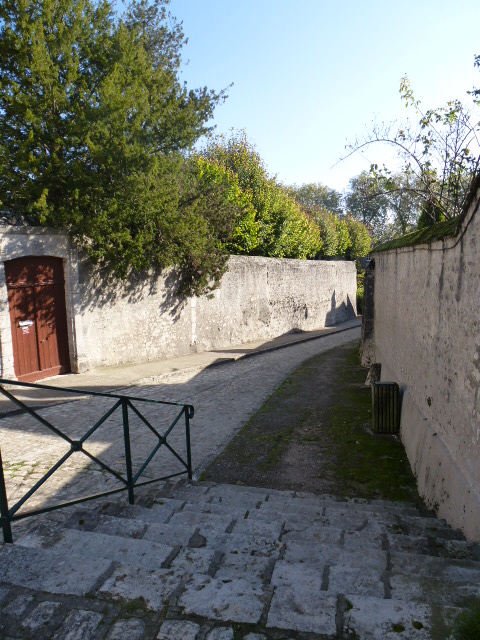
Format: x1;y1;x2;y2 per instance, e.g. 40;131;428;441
99;566;185;610
157;619;200;640
178;575;265;623
0;545;112;596
0;587;10;604
171;547;216;574
19;526;175;570
3;594;34;617
390;574;480;607
217;533;280;557
267;587;337;635
215;555;271;583
205;628;234;640
328;566;384;597
23;601;62;634
142;522;193;546
343;596;432;639
52;609;103;640
106;617;145;640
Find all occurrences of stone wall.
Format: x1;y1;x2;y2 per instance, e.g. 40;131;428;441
369;186;480;541
0;227;357;376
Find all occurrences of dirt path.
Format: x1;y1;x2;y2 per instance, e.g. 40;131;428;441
203;340;420;503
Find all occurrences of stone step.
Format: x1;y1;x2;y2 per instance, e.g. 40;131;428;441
167;481;424;516
2;481;476;639
57;492;477;566
0;543;113;596
53;510;480;581
63;502;479;568
156;481;451;527
96;495;186;523
174;492;463;543
17;524;176;570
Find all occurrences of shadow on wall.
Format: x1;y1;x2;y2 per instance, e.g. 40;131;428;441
325;291;356;326
76;259;357;335
77;260;187;322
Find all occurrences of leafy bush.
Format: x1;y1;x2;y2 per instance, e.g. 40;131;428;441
311;209;339;257
344;216;372;260
201;132;322;259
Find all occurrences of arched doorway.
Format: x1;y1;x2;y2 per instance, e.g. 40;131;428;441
5;256;71;381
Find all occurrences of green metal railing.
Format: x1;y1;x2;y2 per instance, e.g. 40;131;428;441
0;379;194;543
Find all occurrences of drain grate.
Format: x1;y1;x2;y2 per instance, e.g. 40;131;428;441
372;382;400;434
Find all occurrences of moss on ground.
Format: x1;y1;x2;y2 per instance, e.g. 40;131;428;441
321;346;419;502
451;598;480;640
202;341;420;503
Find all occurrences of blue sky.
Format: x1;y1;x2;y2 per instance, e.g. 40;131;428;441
167;0;480;191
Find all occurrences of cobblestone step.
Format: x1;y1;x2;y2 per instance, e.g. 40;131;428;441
2;481;479;639
0;543;113;596
17;525;177;570
45;482;480;564
155;481;450;526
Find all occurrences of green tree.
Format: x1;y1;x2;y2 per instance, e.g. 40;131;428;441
344;216;371;260
289;182;343;216
381;172;422;234
0;0;227;293
202;132;322;259
345;171;389;229
335;217;351;255
312;209;338;257
288;182;357;259
351;170;422;242
175;156;257;295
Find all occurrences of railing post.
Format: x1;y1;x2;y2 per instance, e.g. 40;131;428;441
122;399;135;504
185;405;194;481
0;447;13;543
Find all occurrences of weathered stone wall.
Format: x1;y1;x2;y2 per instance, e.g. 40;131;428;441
0;228;357;376
370;192;480;541
76;255;356;370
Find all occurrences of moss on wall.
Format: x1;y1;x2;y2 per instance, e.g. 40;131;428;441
372;218;460;253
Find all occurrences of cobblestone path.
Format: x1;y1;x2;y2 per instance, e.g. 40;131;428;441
0;328;359;513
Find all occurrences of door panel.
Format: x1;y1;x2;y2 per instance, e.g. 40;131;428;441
7;285;40;378
5;257;71;381
35;282;70;374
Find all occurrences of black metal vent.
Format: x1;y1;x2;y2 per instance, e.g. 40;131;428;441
372;382;399;434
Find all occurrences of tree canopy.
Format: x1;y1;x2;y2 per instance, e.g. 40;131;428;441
288;182;343;216
0;0;230;293
345;172;389;229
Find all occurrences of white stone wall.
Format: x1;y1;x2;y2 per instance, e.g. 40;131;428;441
0;228;357;376
372;194;480;541
77;255;356;368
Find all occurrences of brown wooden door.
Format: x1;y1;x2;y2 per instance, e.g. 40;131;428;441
5;257;71;382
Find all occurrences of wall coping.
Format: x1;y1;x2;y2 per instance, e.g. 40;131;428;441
372;172;480;254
